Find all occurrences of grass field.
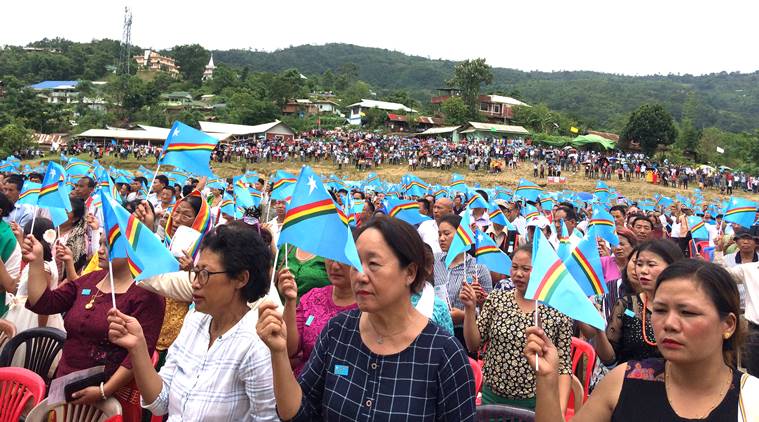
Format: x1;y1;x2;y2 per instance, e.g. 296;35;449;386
23;153;759;203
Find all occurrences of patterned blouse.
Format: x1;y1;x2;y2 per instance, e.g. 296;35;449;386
606;295;661;365
293;285;358;376
477;290;572;399
292;309;476;421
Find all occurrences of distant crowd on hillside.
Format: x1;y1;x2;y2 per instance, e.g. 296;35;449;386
56;128;759;195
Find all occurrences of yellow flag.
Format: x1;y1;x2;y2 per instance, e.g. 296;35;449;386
570;126;579;134
81;252;101;276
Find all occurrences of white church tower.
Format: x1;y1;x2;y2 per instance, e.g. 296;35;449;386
202;55;216;81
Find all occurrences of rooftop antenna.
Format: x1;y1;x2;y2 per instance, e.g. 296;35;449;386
118;6;133;74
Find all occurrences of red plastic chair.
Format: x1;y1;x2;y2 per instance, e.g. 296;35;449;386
115;351;159;422
468;357;482;405
0;367;46;422
569;337;595;403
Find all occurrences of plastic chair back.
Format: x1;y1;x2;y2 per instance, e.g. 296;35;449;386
468;357;482;394
114;351;159;422
25;397;122;422
0;320;17;351
564;374;584;420
0;367;46;422
570;337;595;402
476;404;535;421
0;327;66;386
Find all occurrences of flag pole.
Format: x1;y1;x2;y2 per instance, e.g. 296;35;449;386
107;259;118;309
269;244;280;290
534;299;540;372
284;243;289;268
147;164;162;199
30;206;38;234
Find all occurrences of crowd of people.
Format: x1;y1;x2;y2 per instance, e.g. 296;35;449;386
64;128;759;195
0;156;757;421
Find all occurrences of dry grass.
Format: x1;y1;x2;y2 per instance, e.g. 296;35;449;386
25;154;759;202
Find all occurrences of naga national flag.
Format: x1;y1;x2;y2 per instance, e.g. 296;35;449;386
594;180;610;203
233;175;257;217
522;203;540;221
514;179;543;202
38;161;72;212
473;230;511;276
565;234;607;296
17;181;41;206
488;202;511;229
403;174;429;198
445;209;475;268
541;196;556;210
65;158;94;181
100;191;129;260
465;192;488;210
220;191;235;217
270;170;297;201
524;229;606;330
106;195;179;281
724;197;757;228
587;206;620;247
687;216;709;240
277;166;362;272
94;166;121;203
385;197;431;226
159;121;219;177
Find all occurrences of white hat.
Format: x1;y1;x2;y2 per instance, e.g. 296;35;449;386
526;215;550;229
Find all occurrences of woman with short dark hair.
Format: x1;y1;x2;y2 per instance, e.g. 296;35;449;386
108;221;278;421
258;215;476;421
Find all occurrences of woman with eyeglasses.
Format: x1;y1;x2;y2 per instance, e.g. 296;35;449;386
108;221;278;421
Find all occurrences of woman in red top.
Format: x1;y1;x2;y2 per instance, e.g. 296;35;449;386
23;233;165;405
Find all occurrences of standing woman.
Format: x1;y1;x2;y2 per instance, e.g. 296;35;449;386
460;244;572;411
257;216;476;421
433;214;492;344
23;233;165;405
525;259;757;421
107;221;278;421
56;198;90;281
584;240;683;365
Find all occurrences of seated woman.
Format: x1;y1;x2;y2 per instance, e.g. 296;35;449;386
278;258;357;376
257;216;476;421
525;259;758;421
107;221;278;421
584;240;684;366
460;244;572;411
23;232;165;405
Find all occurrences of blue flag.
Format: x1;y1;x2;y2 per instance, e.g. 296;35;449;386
38;162;72;212
565;234;607;296
473;230;511;276
687;216;709;240
17;181;41;206
524;229;606;330
158;121;219;177
385;197;431;226
445;209;475;268
557;220;572;260
277;166;362;272
514;179;543;202
587;206;619;247
724;197;757;228
270;170;297;201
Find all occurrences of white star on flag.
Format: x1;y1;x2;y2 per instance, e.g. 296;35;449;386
477;233;484;242
307;176;317;195
173;128;180;138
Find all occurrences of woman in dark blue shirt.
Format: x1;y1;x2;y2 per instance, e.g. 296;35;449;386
258;215;476;421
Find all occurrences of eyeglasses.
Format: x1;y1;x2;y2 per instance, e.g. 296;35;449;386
189;267;230;286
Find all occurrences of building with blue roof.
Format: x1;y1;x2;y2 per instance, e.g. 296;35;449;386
29;80;80;104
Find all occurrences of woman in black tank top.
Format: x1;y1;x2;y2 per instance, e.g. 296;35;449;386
524;259;757;422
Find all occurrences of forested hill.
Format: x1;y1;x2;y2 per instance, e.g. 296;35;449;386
3;40;759;133
215;44;759;133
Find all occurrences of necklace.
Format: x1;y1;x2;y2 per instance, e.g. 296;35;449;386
365;314;408;344
665;361;732;419
85;288;104;310
641;295;657;346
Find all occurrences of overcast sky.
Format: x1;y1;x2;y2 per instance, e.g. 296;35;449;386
2;0;756;76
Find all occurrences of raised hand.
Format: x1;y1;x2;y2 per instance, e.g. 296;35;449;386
458;282;477;311
85;213;100;231
276;268;298;302
178;250;194;272
55;243;74;263
257;300;288;353
21;234;44;264
524;326;559;377
107;308;146;351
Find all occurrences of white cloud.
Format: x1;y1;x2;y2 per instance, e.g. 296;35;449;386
1;0;756;76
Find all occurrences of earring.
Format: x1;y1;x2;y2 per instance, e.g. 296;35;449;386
723;332;731;339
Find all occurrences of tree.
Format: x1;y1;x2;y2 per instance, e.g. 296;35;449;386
620;104;677;156
441;96;469;125
448;58;493;120
385;90;419;110
269;69;306;109
675;118;702;161
226;92;279;125
169;44;210;85
208;64;240;94
339;81;372;107
0;121;34;156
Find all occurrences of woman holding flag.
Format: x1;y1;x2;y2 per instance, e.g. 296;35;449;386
460;243;573;411
23;232;165;405
525;259;757;421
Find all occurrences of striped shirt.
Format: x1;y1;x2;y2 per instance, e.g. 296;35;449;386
292;309;476;421
142;310;278;421
432;252;493;311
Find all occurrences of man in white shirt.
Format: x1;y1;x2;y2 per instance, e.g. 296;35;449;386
417;198;453;254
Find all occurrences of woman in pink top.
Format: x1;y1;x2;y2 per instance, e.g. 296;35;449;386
277;258;357;376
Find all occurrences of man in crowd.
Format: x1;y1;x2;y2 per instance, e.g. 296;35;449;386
2;174;34;228
417;197;453;254
610;205;627;228
149;174;169;208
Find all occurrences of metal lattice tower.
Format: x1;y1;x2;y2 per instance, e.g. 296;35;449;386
118;6;133;74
